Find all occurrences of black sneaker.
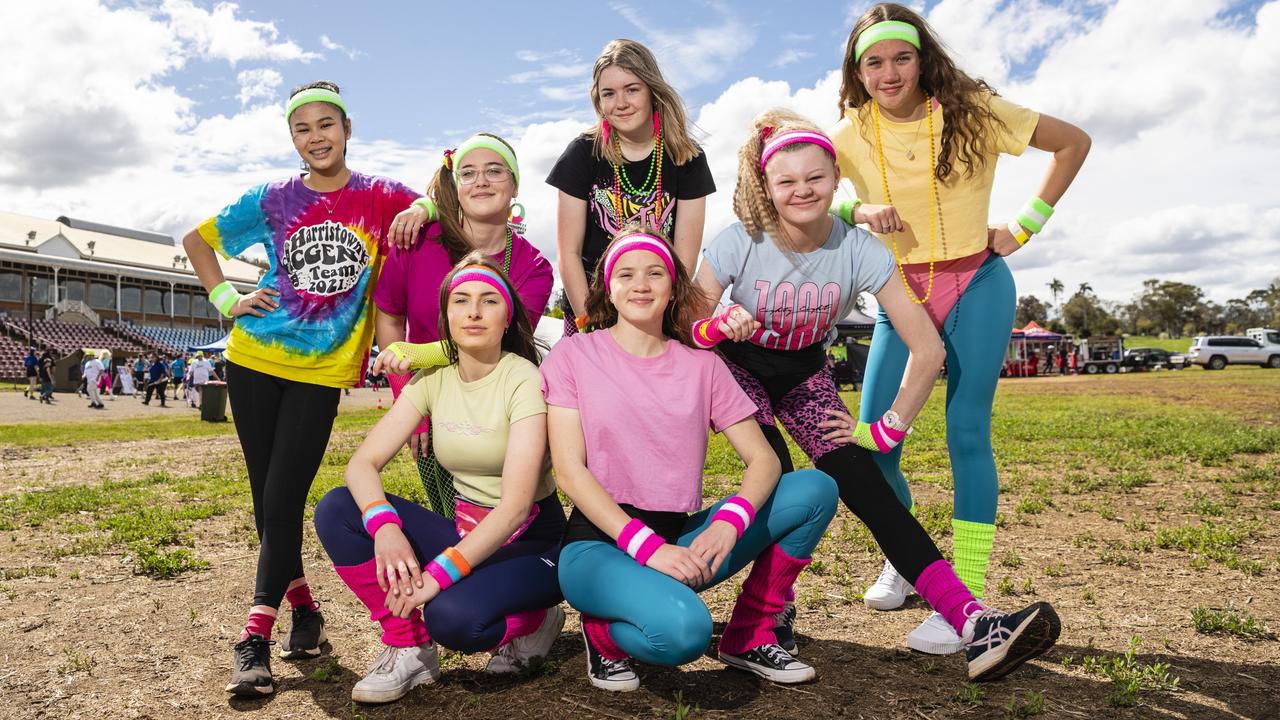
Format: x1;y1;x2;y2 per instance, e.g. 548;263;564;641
226;634;275;696
280;603;328;659
772;601;798;654
581;625;639;692
719;642;815;683
964;601;1061;682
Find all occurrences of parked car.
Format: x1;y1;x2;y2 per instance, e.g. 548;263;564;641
1188;336;1280;369
1121;347;1186;370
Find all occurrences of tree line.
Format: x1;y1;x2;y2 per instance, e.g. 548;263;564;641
1016;277;1280;338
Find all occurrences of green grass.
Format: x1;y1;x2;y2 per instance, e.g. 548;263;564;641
1082;637;1181;707
1191;606;1275;640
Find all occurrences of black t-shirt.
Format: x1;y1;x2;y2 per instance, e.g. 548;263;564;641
563;504;689;547
546;134;716;307
37;358;52;382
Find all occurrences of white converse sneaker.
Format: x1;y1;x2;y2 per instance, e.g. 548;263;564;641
906;611;965;654
485;606;566;674
351;643;441;704
863;559;913;610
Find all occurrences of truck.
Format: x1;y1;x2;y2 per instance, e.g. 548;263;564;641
1077;335;1124;374
1246;327;1280;348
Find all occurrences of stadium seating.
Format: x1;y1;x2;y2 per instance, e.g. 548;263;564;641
108;321;225;354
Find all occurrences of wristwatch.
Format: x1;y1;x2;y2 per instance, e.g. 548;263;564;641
883;410;912;433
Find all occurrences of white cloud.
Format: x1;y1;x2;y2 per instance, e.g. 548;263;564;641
611;1;758;88
160;0;318;65
236;68;283;106
319;34;363;61
772;49;815;69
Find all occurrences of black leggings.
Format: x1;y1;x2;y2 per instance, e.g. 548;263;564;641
227;361;341;609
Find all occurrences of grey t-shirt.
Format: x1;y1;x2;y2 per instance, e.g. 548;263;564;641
703;219;894;350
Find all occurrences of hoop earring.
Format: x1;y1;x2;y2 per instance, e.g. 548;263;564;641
509;202;527;235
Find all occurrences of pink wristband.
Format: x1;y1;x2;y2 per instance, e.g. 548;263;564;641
424;561;455;591
691;305;739;349
870;419;908;452
617;518;665;566
712;495;756;538
365;511;403;539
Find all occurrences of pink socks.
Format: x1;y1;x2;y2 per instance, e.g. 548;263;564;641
241;610;275;641
496;608;547;648
334;559;431;648
583;615;628;661
285;582;315;611
720;544;810;654
914;559;982;635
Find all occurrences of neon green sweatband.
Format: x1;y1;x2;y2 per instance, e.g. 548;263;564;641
854;21;921;62
831;198;863;225
1015;196;1055;234
412;197;439;222
286;88;347;123
208;281;243;318
452;135;520;187
386;341;450;369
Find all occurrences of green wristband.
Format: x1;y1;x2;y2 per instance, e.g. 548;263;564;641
208;281;243;318
412;197;439;222
831;198;862;225
1015;196;1054;234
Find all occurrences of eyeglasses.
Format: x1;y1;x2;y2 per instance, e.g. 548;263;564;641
456;165;512;185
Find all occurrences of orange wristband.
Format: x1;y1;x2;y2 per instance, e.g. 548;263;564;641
441;546;471;577
574;315;587;331
361;498;391;514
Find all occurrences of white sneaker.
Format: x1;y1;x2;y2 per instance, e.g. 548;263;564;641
863;560;913;610
906;611;965;654
350;643;441;704
485;605;566;674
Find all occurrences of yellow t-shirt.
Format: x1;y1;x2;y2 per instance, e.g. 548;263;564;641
401;352;554;507
830;93;1039;264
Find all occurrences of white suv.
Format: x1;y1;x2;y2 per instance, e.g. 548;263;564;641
1188;336;1280;370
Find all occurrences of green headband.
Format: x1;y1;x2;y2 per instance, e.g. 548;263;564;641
286;88;348;123
452;135;520;187
854;20;921;62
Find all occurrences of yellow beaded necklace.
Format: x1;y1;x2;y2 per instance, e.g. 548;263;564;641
871;95;948;305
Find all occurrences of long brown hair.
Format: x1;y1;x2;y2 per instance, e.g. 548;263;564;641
437;253;546;366
583;222;705;347
838;3;1008;183
425;133;519;265
585;39;701;167
733;108;835;254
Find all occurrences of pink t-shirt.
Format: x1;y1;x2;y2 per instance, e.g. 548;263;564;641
540;330;757;513
373;223;553;343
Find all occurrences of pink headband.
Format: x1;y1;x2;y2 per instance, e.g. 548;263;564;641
759;130;836;171
448;265;514;324
603;233;676;292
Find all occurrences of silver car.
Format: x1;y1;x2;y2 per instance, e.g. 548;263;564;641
1188;336;1280;369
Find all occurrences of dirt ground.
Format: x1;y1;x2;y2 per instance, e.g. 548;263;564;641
0;374;1277;720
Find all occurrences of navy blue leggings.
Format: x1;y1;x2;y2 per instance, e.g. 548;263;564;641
314;489;565;652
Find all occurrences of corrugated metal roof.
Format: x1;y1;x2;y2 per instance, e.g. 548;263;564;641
0;211;262;284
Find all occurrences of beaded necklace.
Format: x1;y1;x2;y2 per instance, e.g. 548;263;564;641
872;96;948;305
609;122;665;222
500;227;512;274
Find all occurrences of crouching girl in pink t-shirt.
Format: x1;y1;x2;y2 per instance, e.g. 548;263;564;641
541;226;838;692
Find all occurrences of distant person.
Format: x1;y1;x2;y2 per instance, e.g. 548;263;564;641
133;355;146;387
170;353;187;401
1058;345;1068;374
37;351;55;404
84;351;105;409
189;352;213;408
24;347;38;399
143;353;169;407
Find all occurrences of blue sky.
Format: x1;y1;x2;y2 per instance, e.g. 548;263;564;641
2;0;1278;306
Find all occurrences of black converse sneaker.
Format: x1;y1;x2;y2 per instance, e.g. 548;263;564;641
772;602;798;654
964;601;1061;682
226;634;275;696
581;625;639;692
719;642;815;683
280;603;328;659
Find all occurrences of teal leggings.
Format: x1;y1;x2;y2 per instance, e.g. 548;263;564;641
858;253;1015;524
558;469;837;666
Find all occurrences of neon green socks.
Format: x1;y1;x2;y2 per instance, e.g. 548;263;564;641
951;519;996;598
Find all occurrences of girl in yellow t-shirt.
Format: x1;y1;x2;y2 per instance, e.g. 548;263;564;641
827;3;1090;655
314;255;565;705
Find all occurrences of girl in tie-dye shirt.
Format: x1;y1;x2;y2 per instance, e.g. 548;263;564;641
182;80;423;698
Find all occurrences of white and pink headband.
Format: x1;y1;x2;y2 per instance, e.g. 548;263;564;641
602;233;676;292
758;129;837;171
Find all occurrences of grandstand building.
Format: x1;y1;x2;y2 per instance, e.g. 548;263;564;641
0;211;261;381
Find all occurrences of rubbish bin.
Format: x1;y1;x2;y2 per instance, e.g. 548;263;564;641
200;381;228;422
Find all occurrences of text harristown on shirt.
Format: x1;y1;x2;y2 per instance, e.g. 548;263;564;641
284;220;370;297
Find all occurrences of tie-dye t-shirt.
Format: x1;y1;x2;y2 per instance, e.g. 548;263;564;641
197;172;419;388
702;219;895;351
545;135;714;312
